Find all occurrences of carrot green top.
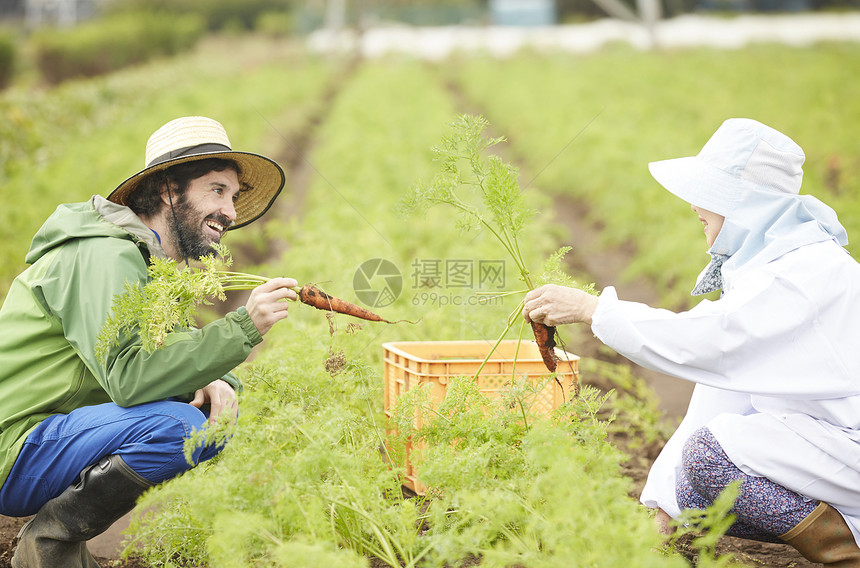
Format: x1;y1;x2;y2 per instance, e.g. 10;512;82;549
0;196;261;489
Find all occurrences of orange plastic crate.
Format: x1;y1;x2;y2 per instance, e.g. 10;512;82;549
382;340;579;493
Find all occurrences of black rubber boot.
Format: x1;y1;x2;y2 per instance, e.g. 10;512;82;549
11;455;153;568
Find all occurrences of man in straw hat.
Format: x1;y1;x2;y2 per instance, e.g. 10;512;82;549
524;118;860;564
0;116;297;567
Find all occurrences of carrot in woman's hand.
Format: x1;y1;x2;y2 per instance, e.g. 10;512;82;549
531;321;558;372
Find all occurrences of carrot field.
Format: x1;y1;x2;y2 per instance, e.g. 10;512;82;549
2;23;857;567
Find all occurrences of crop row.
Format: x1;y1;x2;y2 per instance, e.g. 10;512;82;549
7;39;852;566
445;43;860;308
123;44;859;566
7;41;856;313
121;58;692;567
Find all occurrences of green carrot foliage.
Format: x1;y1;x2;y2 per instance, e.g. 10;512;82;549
664;482;742;567
402;113;595;299
96;243;269;362
120;60;734;568
400;114;596;372
401;114;539;289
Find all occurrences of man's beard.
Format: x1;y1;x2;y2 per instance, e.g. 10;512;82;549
168;194;230;260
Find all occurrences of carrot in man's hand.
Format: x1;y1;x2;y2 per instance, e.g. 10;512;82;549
298;284;413;324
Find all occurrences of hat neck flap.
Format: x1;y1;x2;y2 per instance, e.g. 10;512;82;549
694;189;848;295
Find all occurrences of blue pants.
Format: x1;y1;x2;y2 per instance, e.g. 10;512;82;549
0;400;224;517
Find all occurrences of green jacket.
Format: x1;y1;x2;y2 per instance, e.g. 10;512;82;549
0;196;262;488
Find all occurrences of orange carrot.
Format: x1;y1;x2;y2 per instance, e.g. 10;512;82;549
531;321;557;372
298;284;402;323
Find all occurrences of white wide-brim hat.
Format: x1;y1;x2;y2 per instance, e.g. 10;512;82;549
109;116;285;230
648;118;805;216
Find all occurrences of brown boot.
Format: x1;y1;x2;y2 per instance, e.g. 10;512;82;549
780;502;860;567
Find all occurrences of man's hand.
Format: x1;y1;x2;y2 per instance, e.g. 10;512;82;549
522;284;599;326
190;378;238;424
245;277;298;336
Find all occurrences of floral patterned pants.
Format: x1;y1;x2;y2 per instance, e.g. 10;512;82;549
675;426;818;542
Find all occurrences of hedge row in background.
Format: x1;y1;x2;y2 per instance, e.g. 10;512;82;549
0;33;14;90
0;36;340;297
103;0;288;32
31;12;204;85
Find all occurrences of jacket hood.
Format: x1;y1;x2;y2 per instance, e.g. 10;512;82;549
25;196;166;265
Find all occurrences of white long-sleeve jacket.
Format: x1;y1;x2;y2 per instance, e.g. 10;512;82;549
592;239;860;541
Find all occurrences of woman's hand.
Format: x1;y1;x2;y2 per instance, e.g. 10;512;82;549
245;277;298;336
190;378;238;424
522;284;599;326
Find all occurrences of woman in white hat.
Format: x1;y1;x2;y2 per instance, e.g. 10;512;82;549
0;116;296;567
524;118;860;564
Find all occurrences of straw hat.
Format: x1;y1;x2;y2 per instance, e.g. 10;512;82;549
109;116;285;230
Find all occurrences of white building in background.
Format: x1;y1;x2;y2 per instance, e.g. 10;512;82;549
25;0;97;27
489;0;557;26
